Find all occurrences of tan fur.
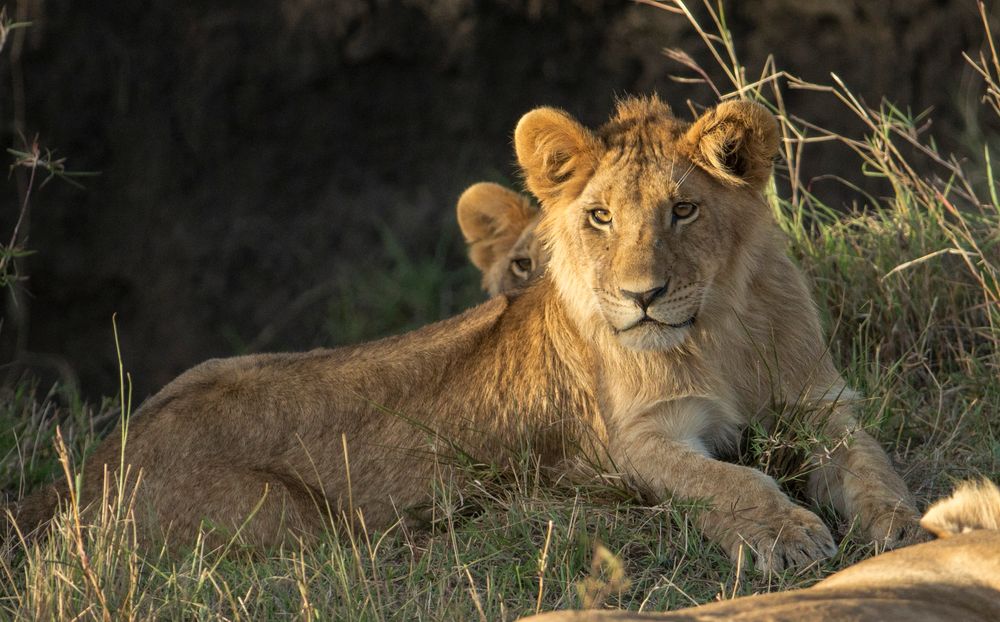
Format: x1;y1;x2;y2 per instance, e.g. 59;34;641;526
457;182;545;295
921;478;1000;538
683;100;780;189
11;97;916;570
518;479;1000;622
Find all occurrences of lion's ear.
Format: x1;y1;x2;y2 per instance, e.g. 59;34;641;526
920;478;1000;538
456;182;537;273
515;107;597;206
684;100;779;189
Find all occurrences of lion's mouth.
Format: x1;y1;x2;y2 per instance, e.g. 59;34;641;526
667;316;696;329
624;314;696;331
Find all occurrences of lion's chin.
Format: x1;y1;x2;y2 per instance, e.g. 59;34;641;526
614;319;693;351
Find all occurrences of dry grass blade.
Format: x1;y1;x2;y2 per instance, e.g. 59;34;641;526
963;1;1000;117
54;428;112;622
577;543;631;610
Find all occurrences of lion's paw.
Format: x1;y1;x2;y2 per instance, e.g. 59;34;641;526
732;506;837;574
861;500;926;549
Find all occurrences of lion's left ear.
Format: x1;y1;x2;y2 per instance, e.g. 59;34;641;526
515;107;598;206
684;100;780;190
456;182;537;274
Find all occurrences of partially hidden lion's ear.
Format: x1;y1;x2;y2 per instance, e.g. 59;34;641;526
920;478;1000;539
457;182;538;273
684;100;780;189
515;107;598;206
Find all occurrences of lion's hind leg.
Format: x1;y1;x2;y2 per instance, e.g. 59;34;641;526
137;465;331;551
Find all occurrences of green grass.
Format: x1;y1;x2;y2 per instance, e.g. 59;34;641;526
2;1;999;619
323;226;483;347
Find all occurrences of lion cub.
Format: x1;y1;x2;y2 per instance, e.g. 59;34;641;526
457;182;545;295
456;182;549;296
15;97;917;572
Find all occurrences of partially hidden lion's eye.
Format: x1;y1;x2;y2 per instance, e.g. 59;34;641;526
672;202;698;223
589;208;612;228
510;257;533;279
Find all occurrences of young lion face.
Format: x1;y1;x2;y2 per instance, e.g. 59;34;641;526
515;97;780;351
457;182;546;296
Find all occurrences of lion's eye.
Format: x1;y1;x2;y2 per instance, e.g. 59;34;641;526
510;257;533;279
672;202;698;223
589;208;612;228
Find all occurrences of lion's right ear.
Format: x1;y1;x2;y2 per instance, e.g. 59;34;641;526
684;100;779;190
457;182;538;273
515;107;597;206
920;478;1000;538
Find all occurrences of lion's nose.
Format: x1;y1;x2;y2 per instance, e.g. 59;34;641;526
620;282;668;311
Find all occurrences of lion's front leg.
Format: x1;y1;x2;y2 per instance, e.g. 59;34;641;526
806;402;922;548
610;401;836;572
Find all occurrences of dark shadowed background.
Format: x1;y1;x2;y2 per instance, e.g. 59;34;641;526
0;0;995;400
